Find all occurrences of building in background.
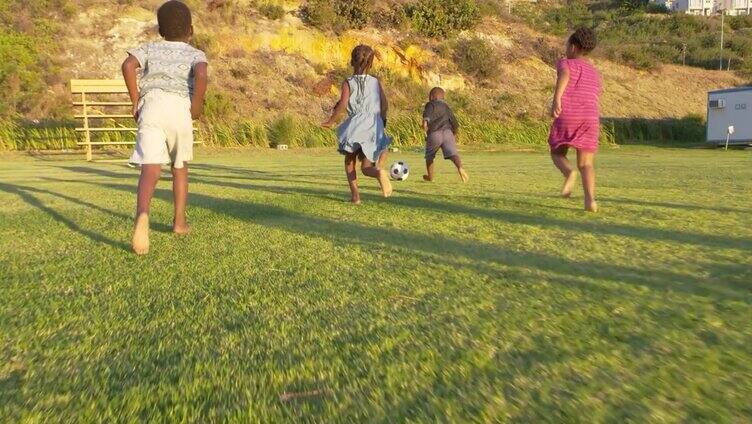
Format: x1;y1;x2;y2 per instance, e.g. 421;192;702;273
672;0;716;15
653;0;750;14
718;0;751;15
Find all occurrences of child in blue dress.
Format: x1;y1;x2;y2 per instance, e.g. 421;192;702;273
322;45;392;204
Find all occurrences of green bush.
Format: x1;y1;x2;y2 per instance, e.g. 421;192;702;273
645;2;669;13
267;115;298;147
335;0;372;29
404;0;480;37
0;29;45;118
203;91;235;121
453;37;500;80
542;1;594;35
258;3;285;20
302;0;372;31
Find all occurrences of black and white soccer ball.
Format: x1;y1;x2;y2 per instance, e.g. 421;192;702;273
390;161;410;181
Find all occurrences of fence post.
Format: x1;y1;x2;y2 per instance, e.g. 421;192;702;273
82;92;92;161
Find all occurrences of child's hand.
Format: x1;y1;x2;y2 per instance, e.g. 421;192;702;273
132;103;140;121
551;99;563;118
190;103;203;120
321;119;335;129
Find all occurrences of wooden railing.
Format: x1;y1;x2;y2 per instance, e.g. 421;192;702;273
70;79;199;161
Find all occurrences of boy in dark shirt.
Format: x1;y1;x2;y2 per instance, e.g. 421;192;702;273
422;87;469;183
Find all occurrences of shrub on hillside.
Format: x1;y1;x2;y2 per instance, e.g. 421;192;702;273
301;0;373;32
645;3;669;14
0;30;44;117
204;91;235;121
335;0;372;29
267;115;298;147
453;37;500;81
258;3;285;20
404;0;480;37
542;1;594;35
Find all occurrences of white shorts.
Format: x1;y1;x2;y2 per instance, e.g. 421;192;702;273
129;90;193;169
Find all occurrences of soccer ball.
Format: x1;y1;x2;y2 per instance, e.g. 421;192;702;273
390;161;410;181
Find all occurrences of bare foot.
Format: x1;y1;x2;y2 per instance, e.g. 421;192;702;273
561;170;578;198
585;200;598;212
458;168;469;183
173;221;191;235
377;169;393;197
423;175;433;182
350;196;361;205
132;213;150;255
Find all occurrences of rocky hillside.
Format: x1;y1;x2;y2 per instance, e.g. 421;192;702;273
1;0;747;147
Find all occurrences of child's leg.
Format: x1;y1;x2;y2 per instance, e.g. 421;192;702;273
377;149;389;170
132;164;162;255
449;155;469;183
361;157;393;197
171;164;190;233
576;149;597;212
423;158;435;182
344;152;361;204
551;146;577;198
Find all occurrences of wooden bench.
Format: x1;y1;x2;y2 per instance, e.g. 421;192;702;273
70;79;199;161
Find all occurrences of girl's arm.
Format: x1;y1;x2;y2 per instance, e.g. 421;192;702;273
122;55;141;120
322;80;350;128
378;79;388;127
191;62;208;120
551;61;570;118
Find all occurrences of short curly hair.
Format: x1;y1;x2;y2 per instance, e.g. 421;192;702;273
158;1;193;40
569;27;597;54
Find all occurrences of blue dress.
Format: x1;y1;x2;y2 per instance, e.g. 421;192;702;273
336;75;391;163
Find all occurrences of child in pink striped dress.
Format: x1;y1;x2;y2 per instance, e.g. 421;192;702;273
549;27;602;212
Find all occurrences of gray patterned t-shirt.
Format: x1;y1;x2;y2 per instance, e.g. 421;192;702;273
127;41;207;99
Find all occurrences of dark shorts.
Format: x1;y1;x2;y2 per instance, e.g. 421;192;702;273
425;129;459;160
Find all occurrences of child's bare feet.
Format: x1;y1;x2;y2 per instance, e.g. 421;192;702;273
132;213;150;255
422;175;433;182
378;169;393;197
350;195;361;205
172;220;191;235
458;168;469;183
585;200;598;212
561;170;577;198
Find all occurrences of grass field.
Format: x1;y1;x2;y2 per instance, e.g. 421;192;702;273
1;146;751;422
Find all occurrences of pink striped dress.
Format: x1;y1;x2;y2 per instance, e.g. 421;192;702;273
549;58;602;152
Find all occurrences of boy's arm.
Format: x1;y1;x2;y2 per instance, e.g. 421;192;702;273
191;62;208;120
552;61;570;118
422;103;432;135
449;108;459;135
378;79;388;127
122;55;141;120
322;80;350;128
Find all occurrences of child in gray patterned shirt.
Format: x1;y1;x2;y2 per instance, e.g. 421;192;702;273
122;0;208;255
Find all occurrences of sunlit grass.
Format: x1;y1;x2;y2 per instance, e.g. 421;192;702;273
0;147;750;421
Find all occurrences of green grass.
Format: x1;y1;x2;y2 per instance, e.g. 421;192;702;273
1;146;751;421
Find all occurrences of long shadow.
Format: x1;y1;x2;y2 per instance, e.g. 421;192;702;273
0;183;173;234
50;177;752;302
601;196;752;215
0;183;130;251
193;176;752;252
56;165;752;251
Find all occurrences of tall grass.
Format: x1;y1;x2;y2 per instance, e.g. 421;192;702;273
0;115;703;152
0;120;78;150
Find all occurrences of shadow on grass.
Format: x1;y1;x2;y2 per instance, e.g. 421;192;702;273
55;164;752;252
44;168;752;302
0;182;176;250
0;182;131;251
